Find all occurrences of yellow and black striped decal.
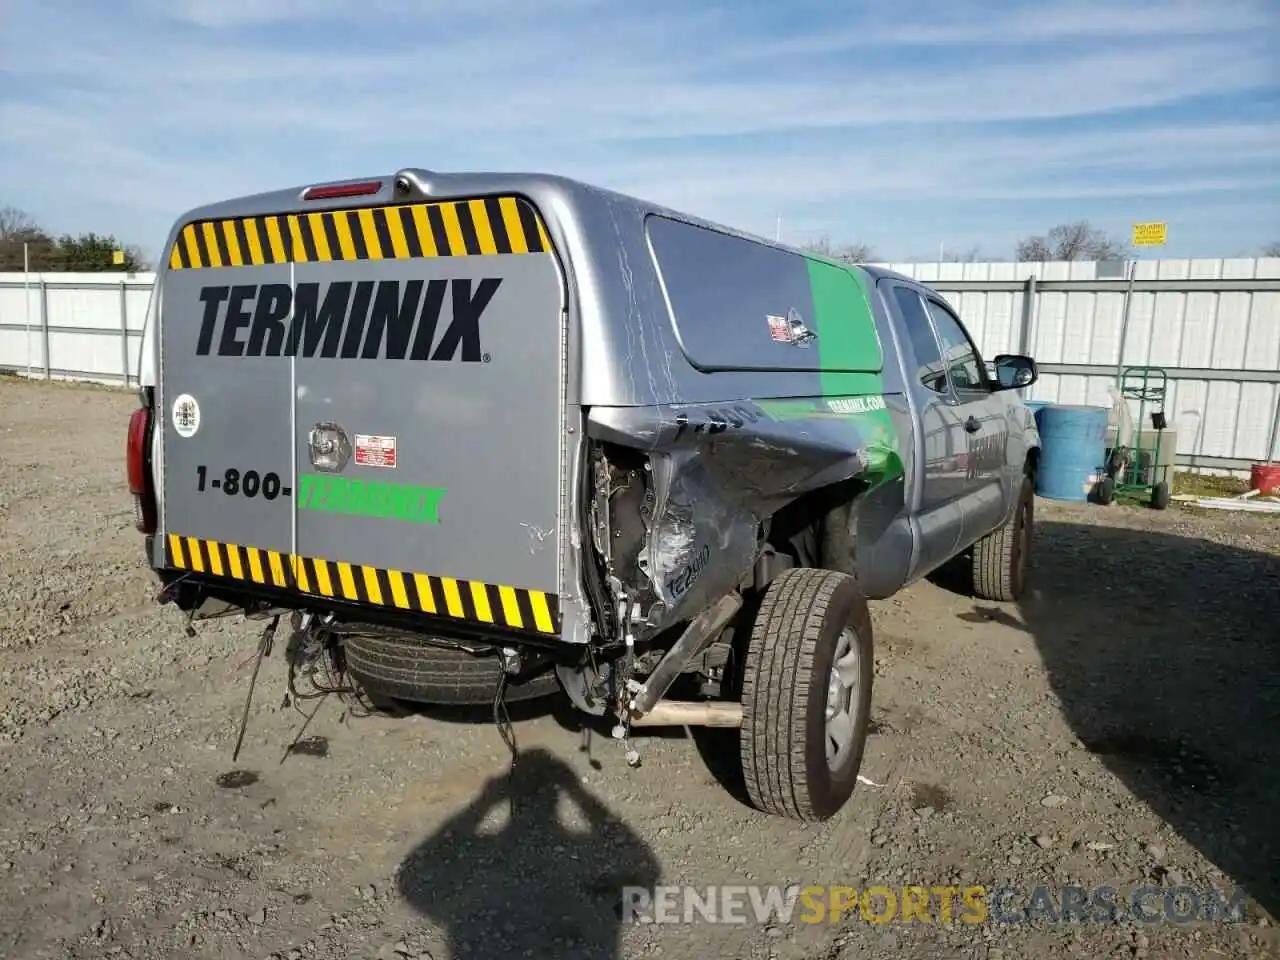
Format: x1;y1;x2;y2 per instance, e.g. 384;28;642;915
166;533;561;636
167;195;551;270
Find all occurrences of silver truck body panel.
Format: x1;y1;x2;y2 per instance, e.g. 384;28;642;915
141;169;1038;649
154;189;570;639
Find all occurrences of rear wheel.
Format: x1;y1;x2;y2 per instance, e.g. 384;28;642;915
1150;481;1170;511
972;474;1034;602
739;568;874;821
343;635;561;706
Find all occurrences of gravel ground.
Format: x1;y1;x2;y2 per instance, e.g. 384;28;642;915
1;375;1277;960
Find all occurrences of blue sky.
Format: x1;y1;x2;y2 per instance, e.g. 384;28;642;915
1;0;1278;263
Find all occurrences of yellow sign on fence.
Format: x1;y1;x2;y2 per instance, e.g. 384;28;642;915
1132;223;1167;247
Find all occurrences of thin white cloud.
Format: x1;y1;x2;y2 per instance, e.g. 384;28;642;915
512;116;1280;244
143;0;600;28
828;0;1275;47
0;0;1276;257
132;0;1280;40
5;36;1271;143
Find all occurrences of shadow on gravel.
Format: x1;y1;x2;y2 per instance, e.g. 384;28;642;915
1019;519;1280;918
396;747;661;960
368;680;729;780
386;694;577;727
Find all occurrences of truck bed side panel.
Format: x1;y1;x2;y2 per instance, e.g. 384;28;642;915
586;232;915;624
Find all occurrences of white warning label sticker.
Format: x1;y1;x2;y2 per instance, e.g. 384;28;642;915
354;434;397;468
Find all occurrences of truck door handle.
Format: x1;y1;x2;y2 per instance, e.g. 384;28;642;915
964;416;981;433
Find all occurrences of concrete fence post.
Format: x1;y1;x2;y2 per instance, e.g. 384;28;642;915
39;280;50;380
1017;274;1037;356
119;280;131;387
1115;259;1137;385
1266;389;1280;467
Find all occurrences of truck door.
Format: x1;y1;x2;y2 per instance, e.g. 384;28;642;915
921;296;1009;543
158;239;296;593
884;282;970;576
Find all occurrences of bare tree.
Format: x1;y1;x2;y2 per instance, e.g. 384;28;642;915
123;243;153;271
1262;242;1280;258
942;244;987;262
0;205;41;242
0;204;58;271
0;202;152;272
1015;236;1053;262
1016;220;1128;262
801;234;877;263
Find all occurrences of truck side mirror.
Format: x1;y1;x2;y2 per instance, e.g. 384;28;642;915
992;354;1038;390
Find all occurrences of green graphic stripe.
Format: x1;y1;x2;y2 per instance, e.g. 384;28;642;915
800;258;905;487
297;473;446;524
805;257;884;394
755;397;888;420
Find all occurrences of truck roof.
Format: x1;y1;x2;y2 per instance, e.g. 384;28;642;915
168;167;868;275
857;264;916;284
155;167;898;410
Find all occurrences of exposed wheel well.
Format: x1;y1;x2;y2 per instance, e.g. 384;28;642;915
762;478;866;576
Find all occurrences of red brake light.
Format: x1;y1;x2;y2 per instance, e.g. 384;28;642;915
127;407;149;494
302;180;383;201
127;405;156;534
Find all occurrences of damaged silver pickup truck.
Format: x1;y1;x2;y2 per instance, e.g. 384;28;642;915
126;169;1041;821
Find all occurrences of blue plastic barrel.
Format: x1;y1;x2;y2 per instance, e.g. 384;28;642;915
1024;400;1051;418
1035;404;1110;502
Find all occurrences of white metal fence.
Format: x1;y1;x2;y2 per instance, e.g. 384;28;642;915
0;272;152;385
872;257;1280;473
3;258;1279;473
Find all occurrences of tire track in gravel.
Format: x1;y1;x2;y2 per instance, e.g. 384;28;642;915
2;377;1279;960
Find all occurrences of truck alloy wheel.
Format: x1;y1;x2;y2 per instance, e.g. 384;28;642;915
739;568;874;821
824;628;863;771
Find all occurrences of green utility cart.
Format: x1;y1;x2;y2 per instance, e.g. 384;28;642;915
1095;365;1172;510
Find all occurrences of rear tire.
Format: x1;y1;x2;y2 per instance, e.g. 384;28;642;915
739;568;874;822
1093;476;1115;506
972;474;1034;602
343;635;561;706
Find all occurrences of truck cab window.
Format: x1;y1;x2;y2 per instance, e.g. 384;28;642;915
925;299;988;393
892;287;948;394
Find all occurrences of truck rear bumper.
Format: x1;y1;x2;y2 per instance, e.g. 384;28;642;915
159;530;561;634
155;562;577;655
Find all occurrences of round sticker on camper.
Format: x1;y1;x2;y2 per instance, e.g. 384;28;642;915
171;394;200;438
